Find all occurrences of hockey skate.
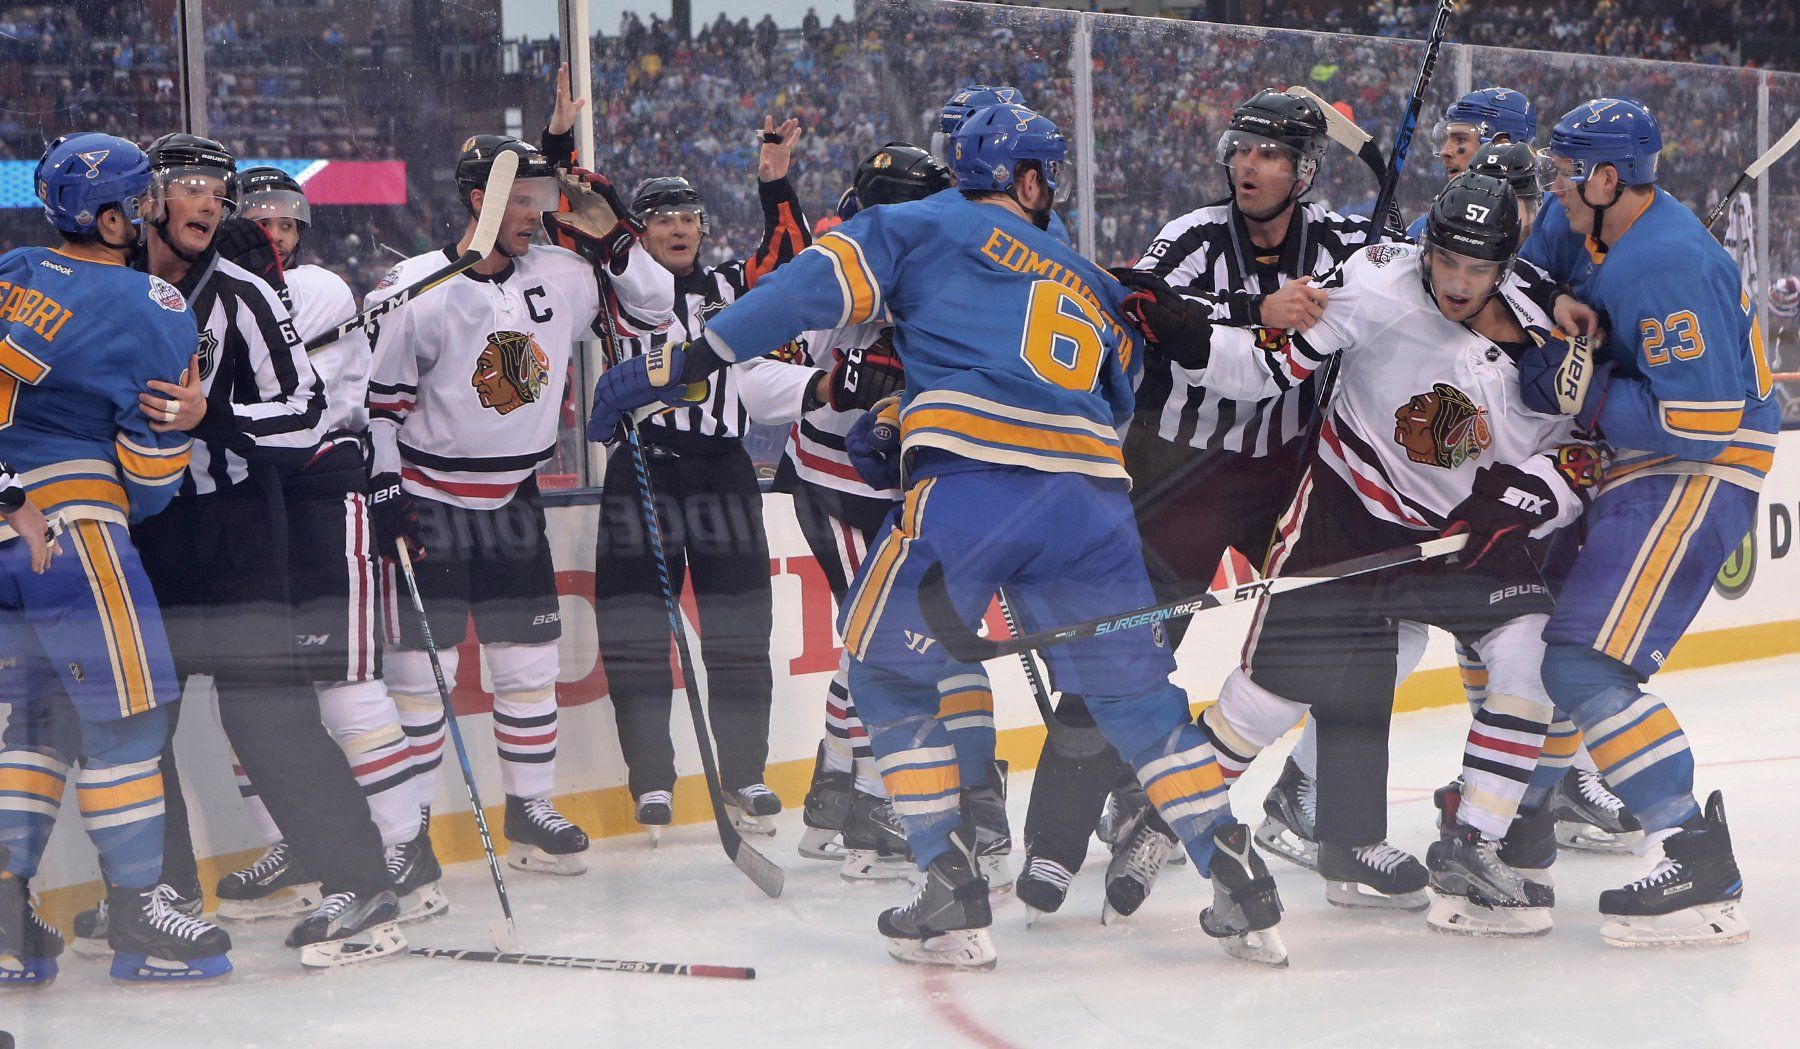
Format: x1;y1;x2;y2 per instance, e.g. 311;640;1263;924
635;790;673;846
1016;854;1074;927
840;790;913;882
1097;787;1128;847
1200;821;1287;968
290;889;406;971
1552;768;1643;853
0;863;64;986
505;794;590;875
723;783;782;837
215;841;323;923
1499;802;1558;893
878;823;995;970
1253;757;1319;871
1598;791;1747;948
1426;826;1554;937
108;883;233;984
74;877;202;959
385;827;448;925
963;761;1013;892
1101;803;1177;924
1319;841;1428;911
799;743;853;860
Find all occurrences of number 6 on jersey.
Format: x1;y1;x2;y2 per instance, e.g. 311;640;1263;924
1019;278;1108;391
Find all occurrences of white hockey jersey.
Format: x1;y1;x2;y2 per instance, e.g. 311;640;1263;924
286;263;370;435
1194;242;1594;533
366;241;673;509
781;319;901;503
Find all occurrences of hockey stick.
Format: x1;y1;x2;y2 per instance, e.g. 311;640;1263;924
409;947;755;980
1287;85;1386;183
1366;0;1455;243
304;149;519;351
1704;114;1800;230
393;540;521;952
920;534;1467;663
996;590;1109;759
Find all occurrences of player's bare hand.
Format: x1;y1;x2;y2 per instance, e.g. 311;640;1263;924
549;62;586;136
3;499;61;574
757;116;803;183
1554;294;1600;338
1259;277;1328;332
140;354;206;432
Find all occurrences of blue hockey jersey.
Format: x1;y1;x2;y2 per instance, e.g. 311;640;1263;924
1519;189;1777;492
0;247;196;540
704;188;1140;482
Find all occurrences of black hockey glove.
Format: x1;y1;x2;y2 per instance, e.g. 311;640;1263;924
1441;463;1557;568
546;167;644;275
1108;267;1212;368
368;472;424;559
212;217;285;291
826;333;905;412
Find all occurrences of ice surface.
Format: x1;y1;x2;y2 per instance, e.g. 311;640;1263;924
8;655;1798;1048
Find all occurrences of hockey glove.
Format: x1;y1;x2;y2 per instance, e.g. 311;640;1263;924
844;396;903;491
1441;463;1558;568
369;472;424;559
1517;327;1614;428
546;167;644;274
212;217;285;291
1108;268;1212;368
586;339;721;442
826;333;904;412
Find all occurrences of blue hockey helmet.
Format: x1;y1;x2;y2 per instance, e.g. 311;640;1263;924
939;84;1028;136
34;132;154;235
949;104;1067;194
1544;98;1661;186
1441;87;1537;143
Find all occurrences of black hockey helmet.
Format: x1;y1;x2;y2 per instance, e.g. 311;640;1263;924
631;175;708;234
238;166;312;228
146;132;238;212
1468;140;1542;202
1423;171;1521;263
454;134;556;209
1220;89;1329;169
852;142;951;209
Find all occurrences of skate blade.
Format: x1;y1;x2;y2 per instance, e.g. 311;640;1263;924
1166;849;1188;866
725;805;778;837
1325;879;1429;912
885;928;997;970
1600;900;1748;947
1252;818;1319;872
109;951;233;984
71;935;113;960
1220;926;1288;968
0;953;57;986
798;826;845;860
979;855;1015;894
643;825;663;847
1425;890;1553;937
216;882;323;923
507;844;589;876
840;850;914;883
395;884;449;925
1555;821;1643;854
299;923;408;972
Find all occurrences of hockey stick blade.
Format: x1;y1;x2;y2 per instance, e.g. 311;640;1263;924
305;149;519;350
725;829;786;898
921;534;1467;662
1287;85;1386;182
1703;114;1800;229
409;947;755;980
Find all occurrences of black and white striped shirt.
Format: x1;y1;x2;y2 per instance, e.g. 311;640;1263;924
1134;199;1372;457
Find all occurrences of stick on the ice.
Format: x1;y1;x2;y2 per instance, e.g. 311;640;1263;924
996;589;1108;759
1703;114;1800;230
409;947;755;980
920;535;1468;663
394;540;521;952
1287;85;1386;183
304;149;519;351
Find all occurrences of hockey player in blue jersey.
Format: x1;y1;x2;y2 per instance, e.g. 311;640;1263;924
1405;87;1537;241
589;104;1286;969
0;133;232;984
937;84;1072;247
1516;98;1776;946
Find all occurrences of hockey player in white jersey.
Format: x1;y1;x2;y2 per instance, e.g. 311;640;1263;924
366;131;673;876
1120;172;1600;935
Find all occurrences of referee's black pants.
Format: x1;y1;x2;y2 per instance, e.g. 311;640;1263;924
595;441;775;800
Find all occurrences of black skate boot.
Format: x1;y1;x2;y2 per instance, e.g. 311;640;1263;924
799;743;854;860
878;822;994;969
634;790;673;846
723;783;782;837
1016;854;1075;926
505;794;590;875
962;760;1013;891
385;825;448;925
1102;802;1177;923
841;789;913;882
107;883;232;983
1426;822;1554;937
1201;821;1287;967
289;888;405;970
1255;756;1319;871
215;840;322;923
0;864;65;986
1598;791;1746;947
1319;841;1429;911
1552;768;1643;853
1499;801;1558;894
77;874;201;959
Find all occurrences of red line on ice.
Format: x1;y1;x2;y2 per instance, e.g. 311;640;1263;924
921;970;1027;1049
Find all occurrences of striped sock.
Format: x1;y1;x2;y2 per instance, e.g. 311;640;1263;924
1132;722;1230;868
867;715;962;870
494;689;558;799
1456;641;1489;715
822;654;861;774
78;758;165;889
1523;717;1582;809
0;749;70;878
936;665;996;787
1459;692;1551;837
1578;690;1696;832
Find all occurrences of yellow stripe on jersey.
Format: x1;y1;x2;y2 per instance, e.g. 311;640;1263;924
1599;476;1715;665
1659;400;1744;439
903;407;1125;468
70;521;156;717
115;436;192;485
842;478;935;659
812;233;881;329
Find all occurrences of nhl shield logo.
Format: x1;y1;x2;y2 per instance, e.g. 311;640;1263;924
471;331;550;415
195;329;219;381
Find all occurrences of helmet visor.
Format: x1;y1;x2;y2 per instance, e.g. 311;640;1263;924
240;188;311;226
154;169;237;217
1535;147;1590;191
1215;130;1303;181
503;177;563;214
1431;120;1484;149
1423;242;1509;305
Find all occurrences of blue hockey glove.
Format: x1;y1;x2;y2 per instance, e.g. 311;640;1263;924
1518;328;1613;427
586;339;720;442
845;398;902;491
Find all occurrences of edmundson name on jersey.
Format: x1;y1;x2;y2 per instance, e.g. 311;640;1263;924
978;226;1131;348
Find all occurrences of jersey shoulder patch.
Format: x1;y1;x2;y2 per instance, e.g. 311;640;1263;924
147;274;186;312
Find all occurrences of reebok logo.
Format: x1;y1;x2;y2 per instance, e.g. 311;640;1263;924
38;259;72;276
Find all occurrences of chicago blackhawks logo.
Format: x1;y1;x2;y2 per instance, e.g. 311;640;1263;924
1393;382;1491;468
471;330;550;415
